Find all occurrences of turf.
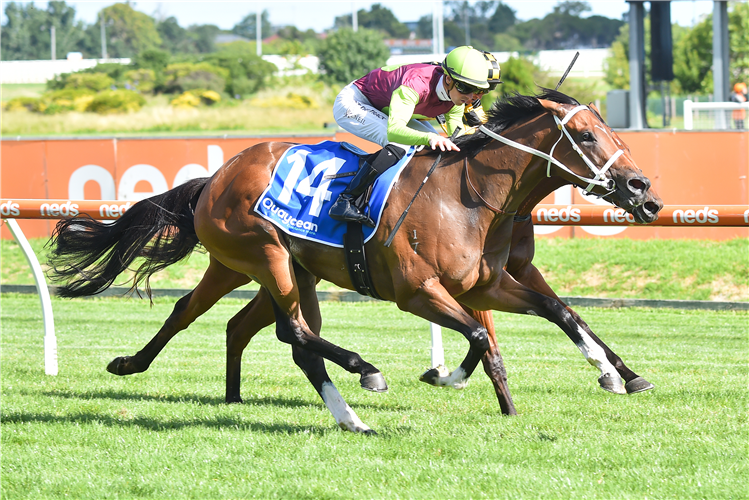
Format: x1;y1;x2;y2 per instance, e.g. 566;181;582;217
1;295;746;499
2;237;748;300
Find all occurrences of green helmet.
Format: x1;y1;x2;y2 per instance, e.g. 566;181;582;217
441;46;490;89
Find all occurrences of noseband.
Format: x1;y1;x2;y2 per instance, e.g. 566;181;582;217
478;105;624;197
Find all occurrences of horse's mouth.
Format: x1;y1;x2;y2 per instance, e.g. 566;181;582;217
606;176;662;224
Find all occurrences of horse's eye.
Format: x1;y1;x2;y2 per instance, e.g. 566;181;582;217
581;131;595;142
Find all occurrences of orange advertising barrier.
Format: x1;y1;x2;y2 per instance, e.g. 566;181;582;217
2;199;747;228
1;131;747;240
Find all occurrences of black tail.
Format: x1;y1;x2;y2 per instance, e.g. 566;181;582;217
47;178;209;299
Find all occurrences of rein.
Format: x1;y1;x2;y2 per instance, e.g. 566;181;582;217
478;105;623;197
463;158;515;215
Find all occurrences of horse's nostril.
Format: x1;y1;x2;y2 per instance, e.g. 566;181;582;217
628;178;648;193
644;201;661;215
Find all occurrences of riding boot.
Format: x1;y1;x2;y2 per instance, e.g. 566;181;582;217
329;144;405;227
328;162;381;227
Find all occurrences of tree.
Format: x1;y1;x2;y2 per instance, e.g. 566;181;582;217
187;24;221;53
317;28;389;84
95;3;162;58
508;1;623;50
488;2;517;34
1;1;87;60
334;4;410;39
157;16;196;54
232;11;272;40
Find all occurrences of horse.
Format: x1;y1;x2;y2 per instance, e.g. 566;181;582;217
84;108;662;410
48;89;662;433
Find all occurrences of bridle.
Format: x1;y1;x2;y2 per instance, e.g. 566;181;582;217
478;104;624;197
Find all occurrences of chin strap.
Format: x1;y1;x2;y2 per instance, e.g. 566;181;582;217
478;104;623;197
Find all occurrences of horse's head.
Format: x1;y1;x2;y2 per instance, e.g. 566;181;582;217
537;98;663;223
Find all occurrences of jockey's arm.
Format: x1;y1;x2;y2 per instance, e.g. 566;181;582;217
386;86;463;146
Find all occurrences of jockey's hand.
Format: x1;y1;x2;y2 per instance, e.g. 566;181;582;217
428;133;460;152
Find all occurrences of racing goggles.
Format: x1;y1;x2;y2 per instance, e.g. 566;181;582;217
453;80;484;95
454;80;499;96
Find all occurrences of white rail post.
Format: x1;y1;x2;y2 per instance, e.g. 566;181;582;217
683;100;693;130
430;322;444;368
5;219;58;375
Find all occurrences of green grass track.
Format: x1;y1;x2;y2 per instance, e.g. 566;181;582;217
1;295;746;499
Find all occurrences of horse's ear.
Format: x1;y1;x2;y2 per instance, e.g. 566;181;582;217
588;102;601;115
537;99;566;120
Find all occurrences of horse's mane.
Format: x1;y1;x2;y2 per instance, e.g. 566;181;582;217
452;87;580;157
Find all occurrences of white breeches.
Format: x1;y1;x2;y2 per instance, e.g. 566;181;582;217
333;82;438;152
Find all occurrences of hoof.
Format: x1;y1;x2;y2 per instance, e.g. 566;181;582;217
419;365;449;386
598;374;626;394
362;429;378;436
360;372;388;393
225;396;243;404
625;376;654;394
106;357;129;376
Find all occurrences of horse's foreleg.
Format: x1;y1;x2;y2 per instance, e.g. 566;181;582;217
107;256;250;377
506;222;653;393
402;280;491;392
462;270;627;394
464;308;517;415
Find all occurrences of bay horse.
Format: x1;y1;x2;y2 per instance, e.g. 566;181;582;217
49;90;661;433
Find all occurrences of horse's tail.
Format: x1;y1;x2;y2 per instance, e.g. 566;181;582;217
47;178;209;299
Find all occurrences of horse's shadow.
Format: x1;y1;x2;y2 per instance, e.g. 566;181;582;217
8;388;416;436
38;387;417;412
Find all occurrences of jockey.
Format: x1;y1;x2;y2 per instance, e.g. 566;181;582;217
329;45;490;227
437;50;502;134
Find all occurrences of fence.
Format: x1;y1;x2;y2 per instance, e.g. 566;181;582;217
683;100;749;130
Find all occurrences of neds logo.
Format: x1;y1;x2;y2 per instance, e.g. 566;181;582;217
536;206;581;222
603;208;636;223
40;201;79;217
99;202;132;218
672;207;719;224
0;200;20;217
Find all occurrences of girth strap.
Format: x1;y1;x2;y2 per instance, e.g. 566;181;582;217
343;222;383;300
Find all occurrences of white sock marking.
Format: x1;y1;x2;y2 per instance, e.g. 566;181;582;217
320;382;371;433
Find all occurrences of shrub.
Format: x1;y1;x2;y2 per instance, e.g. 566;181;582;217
170;92;201;108
64;72;116;92
175;71;226;94
317;28;390;84
250;92;319;109
4;96;41;112
170;89;221;108
124;68;157;93
163;62;229;93
86;90;146;114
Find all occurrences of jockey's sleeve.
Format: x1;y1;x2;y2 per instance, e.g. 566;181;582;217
386;86;432;145
386;86;464;144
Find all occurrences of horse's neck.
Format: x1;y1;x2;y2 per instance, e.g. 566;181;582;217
516;176;569;216
473;114;561;215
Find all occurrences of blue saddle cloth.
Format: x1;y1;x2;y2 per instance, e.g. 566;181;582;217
254;141;415;248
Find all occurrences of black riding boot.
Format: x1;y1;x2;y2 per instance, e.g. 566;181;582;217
329;145;405;227
328;162;380;227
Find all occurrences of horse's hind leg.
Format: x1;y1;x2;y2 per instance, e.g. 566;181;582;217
107;255;250;376
292;266;374;433
404;280;492;393
224;287;275;403
470;308;517;415
506;219;653;393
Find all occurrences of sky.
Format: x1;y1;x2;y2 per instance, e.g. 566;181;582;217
13;0;717;31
